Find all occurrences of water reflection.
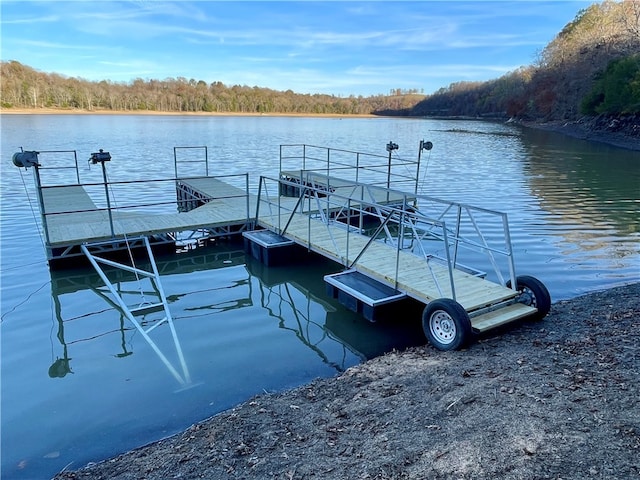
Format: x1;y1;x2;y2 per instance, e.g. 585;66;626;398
48;243;423;387
519;127;640;232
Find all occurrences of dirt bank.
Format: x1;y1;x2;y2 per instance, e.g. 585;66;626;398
54;282;640;480
521;115;639;151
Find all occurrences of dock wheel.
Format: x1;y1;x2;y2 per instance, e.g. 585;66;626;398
507;275;551;320
422;299;472;351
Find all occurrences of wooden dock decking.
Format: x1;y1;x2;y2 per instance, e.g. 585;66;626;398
256;208;518;312
280;170;412;206
42;178;254;247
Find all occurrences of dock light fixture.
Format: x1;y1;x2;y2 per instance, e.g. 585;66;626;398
89;149;111;164
385;141;399;190
12;151;40;169
416;139;434;195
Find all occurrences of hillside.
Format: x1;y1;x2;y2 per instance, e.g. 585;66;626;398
0;60;422;115
408;0;640;122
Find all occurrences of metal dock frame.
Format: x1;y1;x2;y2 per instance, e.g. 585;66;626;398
254;172;543;347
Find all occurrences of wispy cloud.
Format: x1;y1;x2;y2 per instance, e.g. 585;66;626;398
0;1;586;96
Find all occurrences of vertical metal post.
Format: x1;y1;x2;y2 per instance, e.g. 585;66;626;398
503;212;517;289
386;141;398;203
453;205;462;267
32;164;52;248
173;147;178;179
245;173;250;225
204;146;209;177
73;150;80;184
417;140;432;197
255;176;263;224
326;147;330;178
416;142;423;195
100;160;115;237
441;222;457;301
346;198;351;265
395;199;407;290
387;149;392;190
302;144;307;171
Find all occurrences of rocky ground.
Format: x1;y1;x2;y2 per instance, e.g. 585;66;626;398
54;282;640;480
522;113;640;151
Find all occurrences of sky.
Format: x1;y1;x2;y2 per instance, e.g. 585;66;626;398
1;0;592;97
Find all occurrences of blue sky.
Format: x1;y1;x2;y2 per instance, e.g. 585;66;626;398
1;1;591;97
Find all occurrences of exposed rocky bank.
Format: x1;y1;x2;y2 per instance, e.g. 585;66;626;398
54;283;640;480
522;113;640;151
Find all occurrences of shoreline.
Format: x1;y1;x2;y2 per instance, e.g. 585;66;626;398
53;282;640;480
0;107;376;119
2;108;637;151
519;118;639;151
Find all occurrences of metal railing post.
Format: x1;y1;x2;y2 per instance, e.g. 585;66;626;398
441;223;457;301
98;160;115;237
454;205;462;266
32;164;52;248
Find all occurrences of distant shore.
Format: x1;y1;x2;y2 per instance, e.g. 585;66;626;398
2;108;637;151
0;107;376;119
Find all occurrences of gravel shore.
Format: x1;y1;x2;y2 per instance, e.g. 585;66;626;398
54;282;640;480
521;116;639;151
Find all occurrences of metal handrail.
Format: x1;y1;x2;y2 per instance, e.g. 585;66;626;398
279;144;420;193
256;173;518;300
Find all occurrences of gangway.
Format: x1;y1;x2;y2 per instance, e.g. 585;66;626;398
252;173;551;350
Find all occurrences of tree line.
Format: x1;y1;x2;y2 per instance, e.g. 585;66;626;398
0;61;422;115
406;0;640;120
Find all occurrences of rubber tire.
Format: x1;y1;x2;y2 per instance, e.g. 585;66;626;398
507;275;551;321
422;299;472;351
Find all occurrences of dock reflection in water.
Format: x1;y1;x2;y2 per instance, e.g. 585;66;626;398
9;243;426;479
48;242;424;386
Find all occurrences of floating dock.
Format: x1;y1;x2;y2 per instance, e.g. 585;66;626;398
13;143;550;350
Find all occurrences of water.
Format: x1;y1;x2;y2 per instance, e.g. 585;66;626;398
1;115;638;479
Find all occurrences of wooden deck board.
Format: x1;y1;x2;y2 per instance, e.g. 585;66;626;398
258;210;515;311
40;176;517;316
42;185;98;214
178;177;247;199
279;171;411;206
42;180;255;246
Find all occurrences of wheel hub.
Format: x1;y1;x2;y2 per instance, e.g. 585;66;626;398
430;311;456;344
518;287;537;307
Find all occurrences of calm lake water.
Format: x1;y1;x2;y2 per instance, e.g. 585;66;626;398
1;114;638;479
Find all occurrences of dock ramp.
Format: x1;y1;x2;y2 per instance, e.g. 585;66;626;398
252;173;550;350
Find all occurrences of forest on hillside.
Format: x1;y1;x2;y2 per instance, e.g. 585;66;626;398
408;0;640;120
1;1;638;121
0;59;422;115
